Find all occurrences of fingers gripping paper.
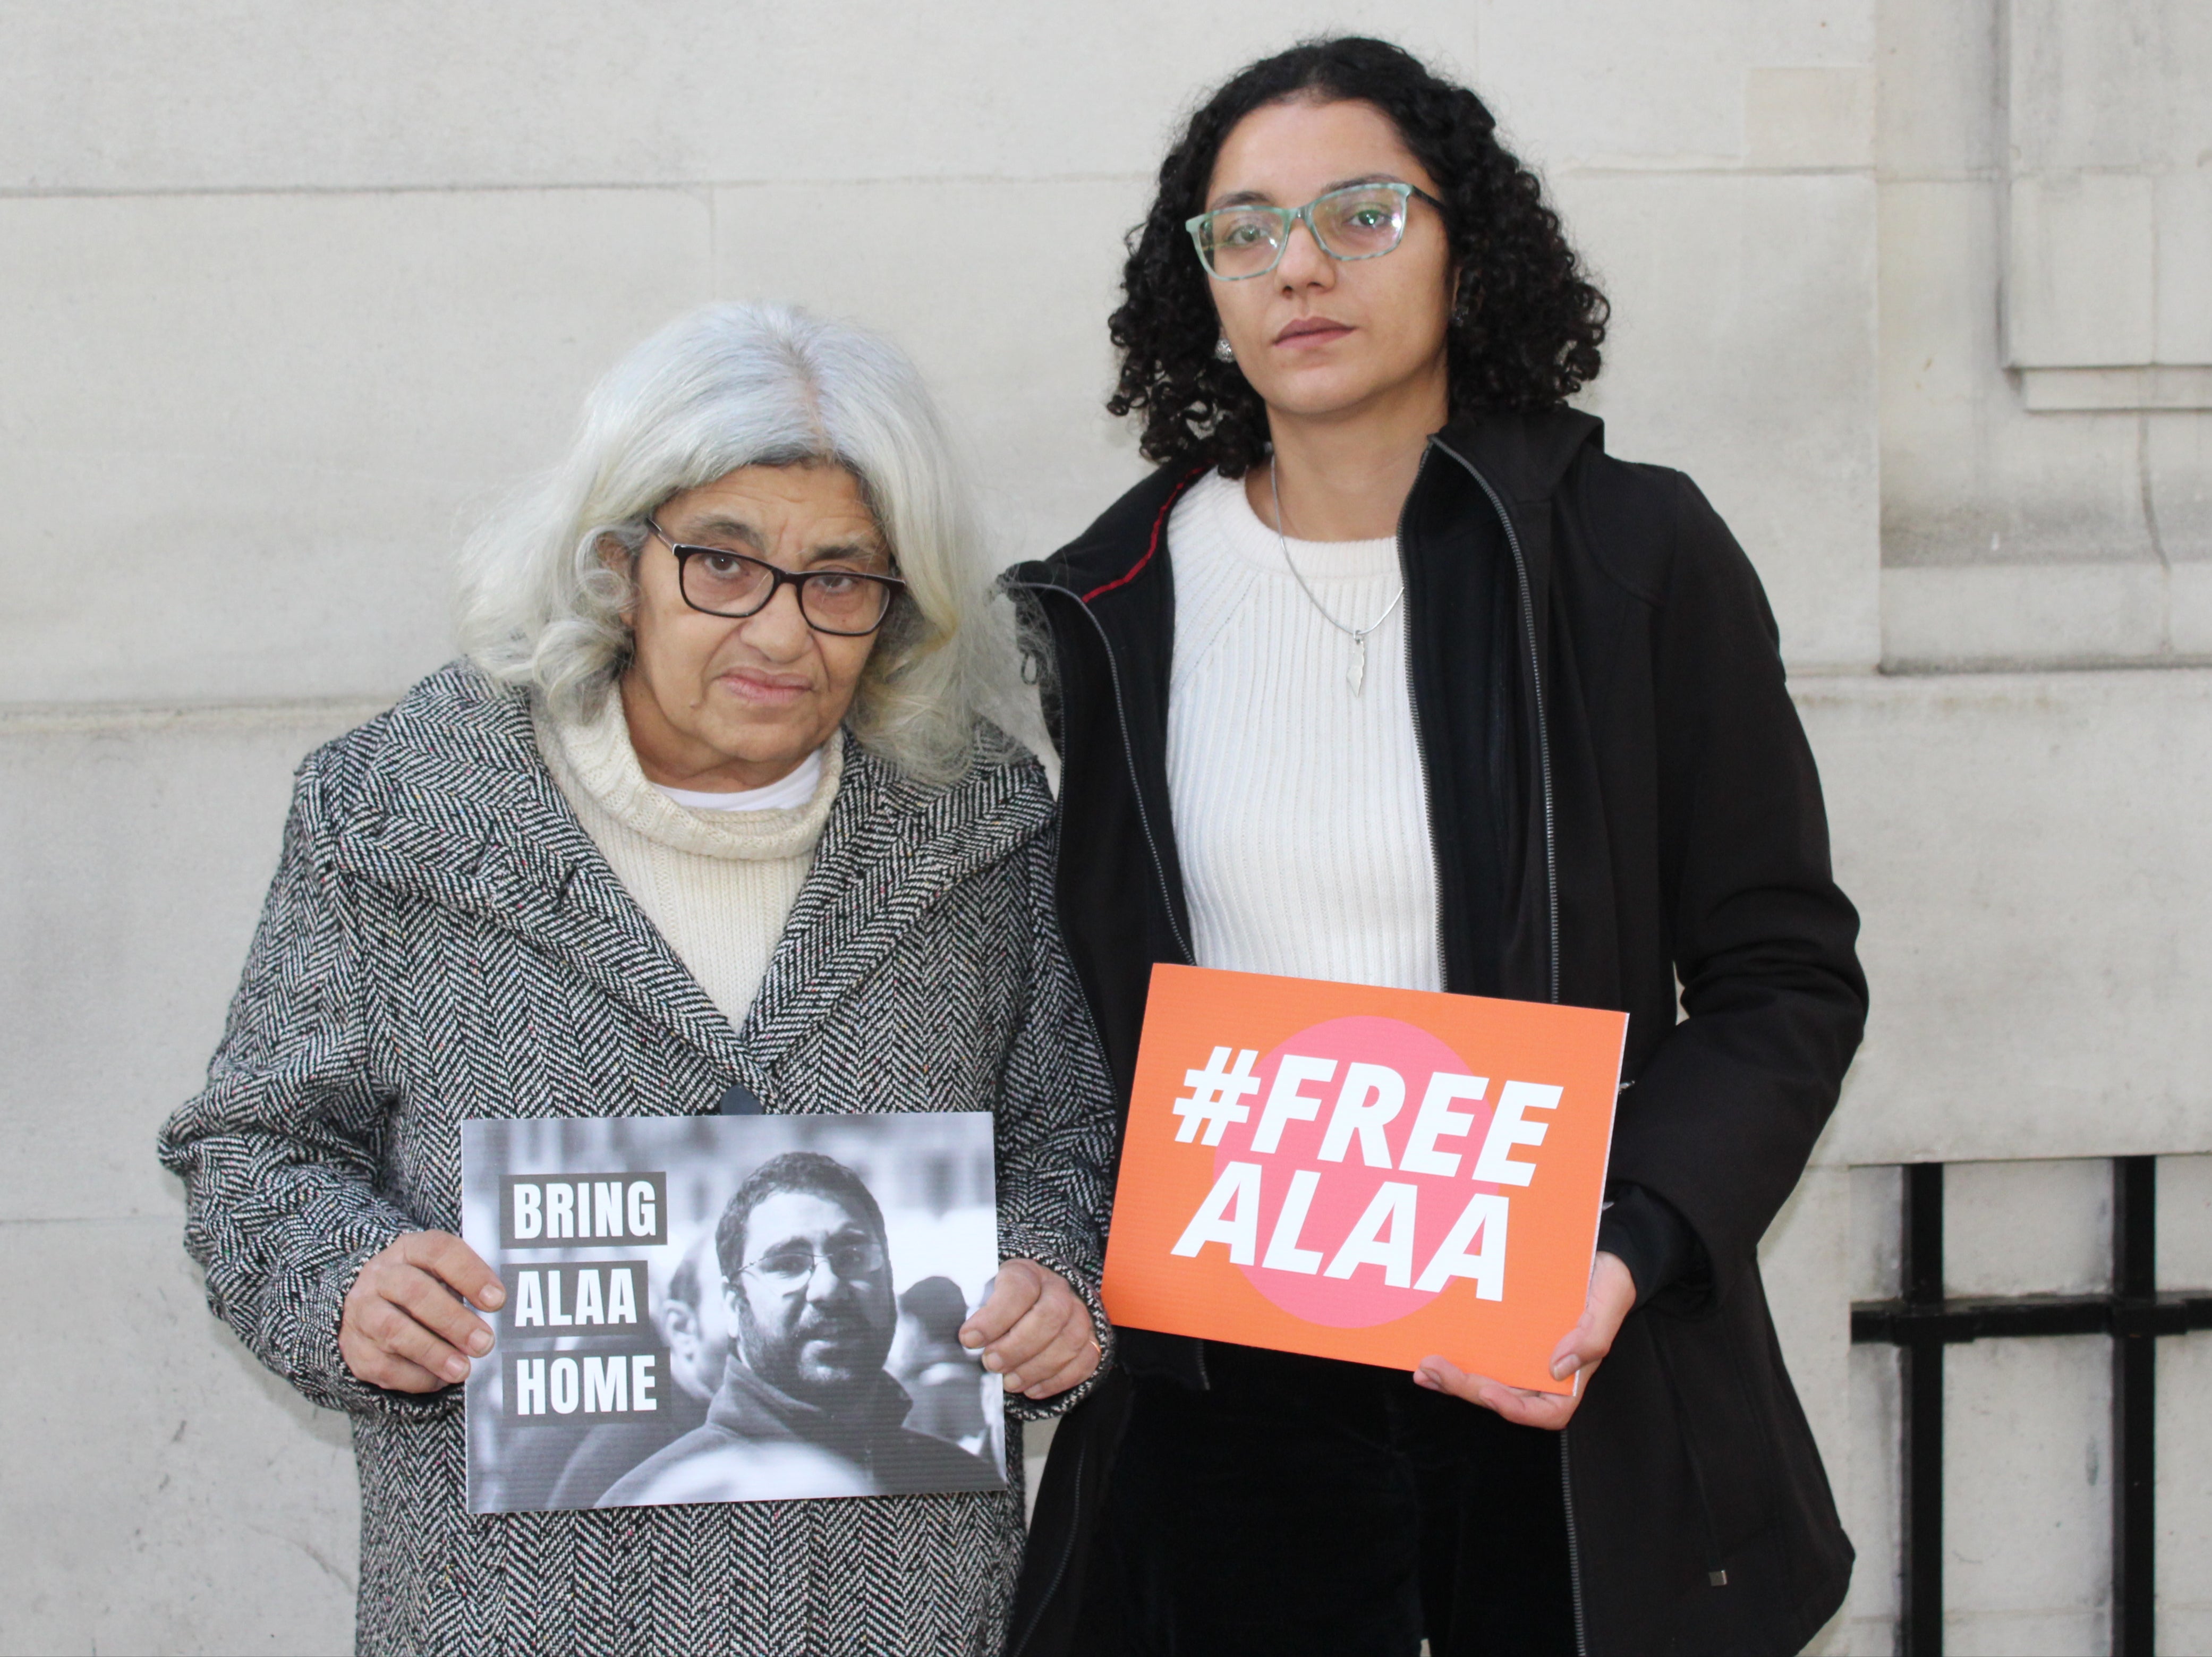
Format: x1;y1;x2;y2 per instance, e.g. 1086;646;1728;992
1101;966;1627;1395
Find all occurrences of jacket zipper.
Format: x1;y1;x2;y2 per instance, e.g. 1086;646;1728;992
999;578;1193;1657
1428;438;1560;1005
1648;1321;1731;1590
1022;660;1137;1401
1560;1430;1592;1656
1007;581;1132;1223
1005;1432;1086;1657
1393;448;1452;990
1023;578;1211;1391
1427;438;1582;1654
1019;580;1194;967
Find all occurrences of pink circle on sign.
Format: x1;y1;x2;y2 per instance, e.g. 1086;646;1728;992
1213;1015;1501;1329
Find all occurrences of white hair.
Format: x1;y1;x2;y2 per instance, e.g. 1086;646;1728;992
456;301;1027;785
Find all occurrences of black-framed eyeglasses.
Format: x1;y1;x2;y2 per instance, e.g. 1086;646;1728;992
738;1236;888;1291
1185;181;1445;282
646;517;906;636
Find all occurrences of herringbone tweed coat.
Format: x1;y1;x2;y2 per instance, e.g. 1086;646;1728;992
158;663;1117;1657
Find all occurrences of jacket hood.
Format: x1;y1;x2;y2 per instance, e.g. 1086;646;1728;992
1434;406;1603;502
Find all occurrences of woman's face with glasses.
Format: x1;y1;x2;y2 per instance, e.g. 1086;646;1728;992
1203;97;1456;430
614;462;892;792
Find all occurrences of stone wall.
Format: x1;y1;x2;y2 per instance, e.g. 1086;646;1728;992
2;3;2204;1651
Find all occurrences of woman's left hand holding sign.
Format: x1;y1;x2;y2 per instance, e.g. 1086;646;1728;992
341;1230;508;1392
1411;1249;1637;1429
957;1259;1101;1401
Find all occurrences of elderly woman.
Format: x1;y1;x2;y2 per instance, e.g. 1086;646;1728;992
157;302;1114;1656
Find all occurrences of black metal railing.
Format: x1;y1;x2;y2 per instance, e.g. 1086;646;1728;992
1851;1157;2212;1655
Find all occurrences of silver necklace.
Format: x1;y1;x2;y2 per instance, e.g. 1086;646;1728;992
1268;460;1405;695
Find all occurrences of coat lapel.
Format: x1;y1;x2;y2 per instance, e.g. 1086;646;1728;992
329;669;755;1080
736;742;1051;1076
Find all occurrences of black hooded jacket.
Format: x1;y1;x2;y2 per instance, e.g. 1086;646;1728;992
1002;410;1867;1656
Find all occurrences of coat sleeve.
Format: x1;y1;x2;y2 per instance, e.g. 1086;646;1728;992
992;813;1120;1420
1605;473;1869;1307
155;755;446;1418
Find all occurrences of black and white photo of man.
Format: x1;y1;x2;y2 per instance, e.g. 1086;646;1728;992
602;1152;1003;1506
540;1229;731;1509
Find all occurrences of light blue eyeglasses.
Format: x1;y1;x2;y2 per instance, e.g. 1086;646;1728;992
1185;181;1444;281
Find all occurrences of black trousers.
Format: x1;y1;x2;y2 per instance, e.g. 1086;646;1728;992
1093;1342;1578;1657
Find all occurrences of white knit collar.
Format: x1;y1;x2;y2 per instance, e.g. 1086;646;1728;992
532;687;842;863
1194;468;1400;581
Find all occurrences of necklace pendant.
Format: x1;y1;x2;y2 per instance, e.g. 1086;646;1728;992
1348;637;1367;695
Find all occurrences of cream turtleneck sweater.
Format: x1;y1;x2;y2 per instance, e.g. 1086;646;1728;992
534;691;841;1029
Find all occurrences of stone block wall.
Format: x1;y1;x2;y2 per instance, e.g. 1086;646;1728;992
3;3;2204;1652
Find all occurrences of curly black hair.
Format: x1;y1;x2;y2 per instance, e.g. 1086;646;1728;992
1106;37;1608;475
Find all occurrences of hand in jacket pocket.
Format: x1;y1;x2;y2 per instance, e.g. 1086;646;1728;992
1411;1249;1637;1428
341;1230;507;1392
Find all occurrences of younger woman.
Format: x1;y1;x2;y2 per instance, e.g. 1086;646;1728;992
1008;38;1866;1657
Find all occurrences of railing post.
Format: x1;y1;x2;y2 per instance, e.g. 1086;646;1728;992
1900;1162;1945;1657
2111;1157;2156;1657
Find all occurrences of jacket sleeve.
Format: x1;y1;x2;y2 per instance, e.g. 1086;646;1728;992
992;812;1120;1420
1597;1181;1706;1308
1606;473;1869;1308
155;755;446;1418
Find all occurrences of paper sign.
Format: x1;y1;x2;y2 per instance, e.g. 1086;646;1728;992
462;1112;1007;1512
1101;965;1627;1394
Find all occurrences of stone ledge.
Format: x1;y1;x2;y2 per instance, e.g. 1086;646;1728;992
2017;365;2212;412
1882;562;2212;670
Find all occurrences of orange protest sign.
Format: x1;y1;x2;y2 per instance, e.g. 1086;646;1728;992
1100;964;1627;1395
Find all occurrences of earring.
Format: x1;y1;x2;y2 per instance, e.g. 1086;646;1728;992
1214;335;1236;362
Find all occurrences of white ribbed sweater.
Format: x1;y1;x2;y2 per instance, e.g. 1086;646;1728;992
1165;469;1442;993
534;692;840;1027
